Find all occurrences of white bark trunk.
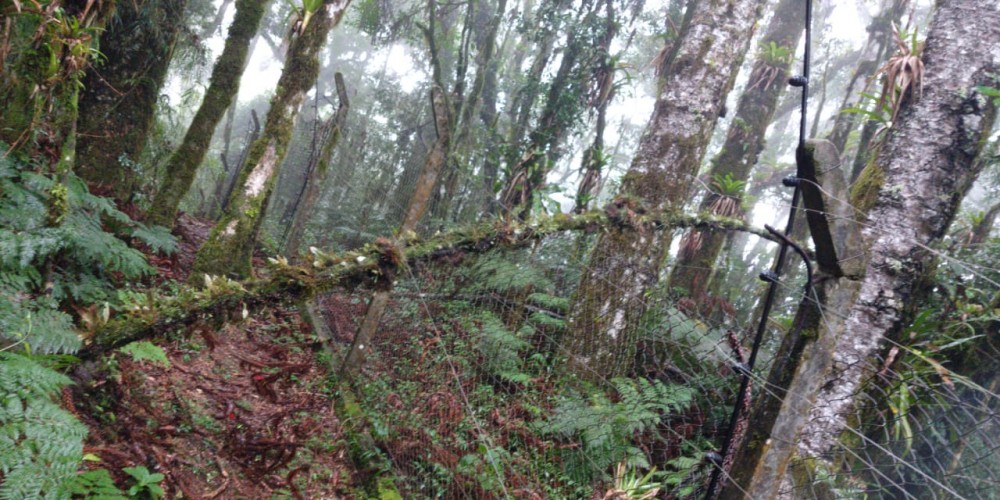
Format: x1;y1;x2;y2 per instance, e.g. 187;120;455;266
800;0;1000;460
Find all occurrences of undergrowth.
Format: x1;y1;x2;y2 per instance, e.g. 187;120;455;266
0;148;176;498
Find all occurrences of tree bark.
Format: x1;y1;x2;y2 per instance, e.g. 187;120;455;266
75;0;189;200
801;0;999;460
562;0;766;380
147;0;269;228
666;0;803;301
727;1;999;496
191;0;353;280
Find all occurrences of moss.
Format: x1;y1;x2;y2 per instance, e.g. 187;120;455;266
192;3;343;278
75;0;188;198
789;456;836;500
146;0;267;227
376;477;403;500
850;160;885;216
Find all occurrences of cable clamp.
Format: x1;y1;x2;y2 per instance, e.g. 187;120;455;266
732;362;751;377
788;75;808;87
704;451;723;466
782;176;801;187
759;270;780;283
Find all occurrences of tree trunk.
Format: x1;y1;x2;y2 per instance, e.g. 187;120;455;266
573;0;617;214
501;0;569;161
191;0;353;280
727;1;1000;495
802;0;998;459
0;4;112;169
563;0;765;380
284;73;350;260
499;25;585;218
666;0;803;301
75;0;189;200
147;0;269;228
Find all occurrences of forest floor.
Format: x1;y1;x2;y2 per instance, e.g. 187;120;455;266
68;215;616;499
70;215;366;498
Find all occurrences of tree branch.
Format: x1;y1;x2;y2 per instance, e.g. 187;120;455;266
81;209;780;359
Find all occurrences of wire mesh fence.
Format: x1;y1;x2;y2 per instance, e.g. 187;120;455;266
303;204;998;499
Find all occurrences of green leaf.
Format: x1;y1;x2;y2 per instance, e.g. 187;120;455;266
118;341;171;368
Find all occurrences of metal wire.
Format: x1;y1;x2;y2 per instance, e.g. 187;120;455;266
703;0;813;496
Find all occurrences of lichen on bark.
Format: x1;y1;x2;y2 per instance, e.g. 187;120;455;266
667;0;804;300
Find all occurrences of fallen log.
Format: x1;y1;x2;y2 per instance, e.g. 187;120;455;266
81;208;780;359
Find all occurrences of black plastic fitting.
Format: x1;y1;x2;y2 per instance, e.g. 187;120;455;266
759;270;779;283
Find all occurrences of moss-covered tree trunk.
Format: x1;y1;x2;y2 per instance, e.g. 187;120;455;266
146;0;269;228
562;0;765;380
75;0;188;200
191;0;352;280
284;73;350;260
0;3;116;170
800;0;998;461
666;0;802;300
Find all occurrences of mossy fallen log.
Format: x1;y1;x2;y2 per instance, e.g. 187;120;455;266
81;209;779;359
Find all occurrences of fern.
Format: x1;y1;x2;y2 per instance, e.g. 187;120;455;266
539;378;694;482
0;296;80;355
119;341;171;368
0;150;176;305
130;224;179;255
0;147;178;497
0;353;88;499
466;254;555;295
467;312;531;382
527;292;569;314
66;469;128;498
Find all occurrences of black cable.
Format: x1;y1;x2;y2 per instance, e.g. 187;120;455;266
703;0;812;496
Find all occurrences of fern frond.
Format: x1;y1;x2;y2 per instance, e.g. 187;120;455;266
118;341;170;368
131;224;178;255
0;354;87;499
